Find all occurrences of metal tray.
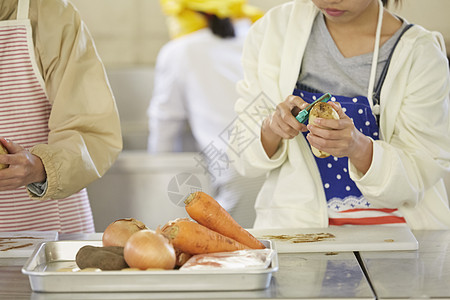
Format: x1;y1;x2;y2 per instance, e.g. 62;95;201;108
22;239;277;293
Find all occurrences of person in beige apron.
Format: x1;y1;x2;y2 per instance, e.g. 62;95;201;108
0;0;122;233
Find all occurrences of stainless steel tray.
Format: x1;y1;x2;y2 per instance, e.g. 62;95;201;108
22;239;277;293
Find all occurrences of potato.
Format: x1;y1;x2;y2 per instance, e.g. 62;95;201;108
0;143;8;169
75;245;129;270
309;102;339;158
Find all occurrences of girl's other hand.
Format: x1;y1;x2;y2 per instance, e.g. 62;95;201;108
306;102;373;174
0;138;46;191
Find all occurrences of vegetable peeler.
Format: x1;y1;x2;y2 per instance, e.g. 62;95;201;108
295;92;332;123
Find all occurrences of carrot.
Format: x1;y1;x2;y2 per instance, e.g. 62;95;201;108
160;219;250;255
184;191;266;249
157;218;192;267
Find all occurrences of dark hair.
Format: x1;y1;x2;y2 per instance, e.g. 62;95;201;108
382;0;402;7
202;13;235;38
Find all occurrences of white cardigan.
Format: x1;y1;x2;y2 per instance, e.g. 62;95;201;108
228;0;450;229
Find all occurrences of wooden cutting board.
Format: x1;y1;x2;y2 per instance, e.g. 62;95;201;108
249;225;418;253
0;231;58;257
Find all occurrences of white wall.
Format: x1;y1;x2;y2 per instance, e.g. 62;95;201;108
70;0;450;69
71;0;290;68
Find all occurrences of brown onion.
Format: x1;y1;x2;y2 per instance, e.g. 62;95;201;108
102;218;147;247
124;229;176;270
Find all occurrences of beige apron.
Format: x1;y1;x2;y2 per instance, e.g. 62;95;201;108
0;0;94;233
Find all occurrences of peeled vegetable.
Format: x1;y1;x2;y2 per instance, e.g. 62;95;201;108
102;218;147;247
309;102;339;158
124;229;176;270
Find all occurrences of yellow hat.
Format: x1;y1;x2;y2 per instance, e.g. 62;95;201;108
160;0;264;39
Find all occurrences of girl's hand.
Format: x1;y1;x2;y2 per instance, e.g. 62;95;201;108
265;95;309;139
261;95;309;157
306;102;373;174
0;138;46;191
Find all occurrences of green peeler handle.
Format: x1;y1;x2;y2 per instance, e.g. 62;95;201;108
295;92;332;124
295;110;310;123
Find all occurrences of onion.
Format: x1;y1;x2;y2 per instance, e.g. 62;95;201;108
102;218;147;247
124;229;176;270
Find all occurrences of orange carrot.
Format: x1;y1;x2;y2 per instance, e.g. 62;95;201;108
160;219;250;255
184;191;266;249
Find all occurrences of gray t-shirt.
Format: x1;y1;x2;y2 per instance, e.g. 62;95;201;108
298;13;408;97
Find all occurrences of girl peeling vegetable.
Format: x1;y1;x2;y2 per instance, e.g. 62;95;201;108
228;0;450;229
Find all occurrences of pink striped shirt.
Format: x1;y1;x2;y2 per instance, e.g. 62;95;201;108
0;21;94;233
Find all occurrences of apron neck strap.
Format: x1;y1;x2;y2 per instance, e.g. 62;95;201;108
367;0;384;105
17;0;30;20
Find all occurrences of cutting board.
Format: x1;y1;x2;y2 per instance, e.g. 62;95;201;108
249;225;418;253
0;231;58;258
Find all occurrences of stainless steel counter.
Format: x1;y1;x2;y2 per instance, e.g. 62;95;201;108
359;230;450;300
1;230;449;299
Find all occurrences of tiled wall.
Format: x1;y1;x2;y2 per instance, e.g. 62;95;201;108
71;0;450;69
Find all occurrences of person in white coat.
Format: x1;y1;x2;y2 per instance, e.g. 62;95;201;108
148;0;265;227
228;0;450;229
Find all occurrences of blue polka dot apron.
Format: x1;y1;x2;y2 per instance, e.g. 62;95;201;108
294;86;405;225
296;88;380;201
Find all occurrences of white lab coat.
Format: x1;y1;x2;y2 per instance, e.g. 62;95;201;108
148;20;252;154
228;0;450;229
